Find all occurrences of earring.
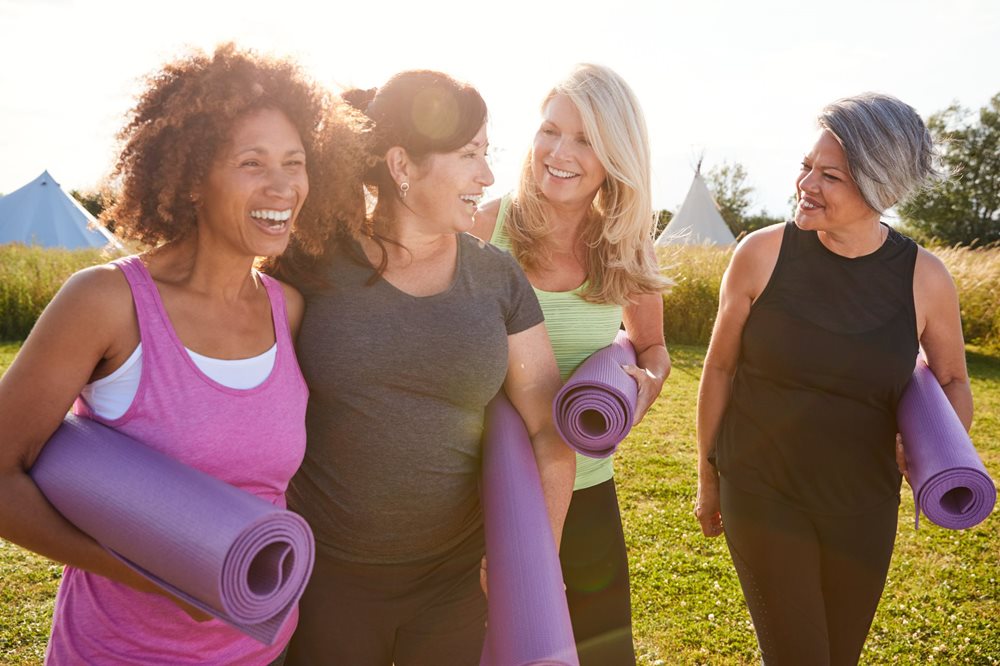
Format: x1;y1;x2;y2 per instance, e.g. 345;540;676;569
399;182;409;199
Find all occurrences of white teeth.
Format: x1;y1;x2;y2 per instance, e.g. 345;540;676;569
460;194;482;205
547;165;578;179
250;209;292;223
800;200;819;210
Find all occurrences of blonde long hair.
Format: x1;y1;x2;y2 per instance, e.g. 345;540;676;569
506;63;669;305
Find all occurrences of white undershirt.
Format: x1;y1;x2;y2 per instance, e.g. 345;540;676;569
79;343;277;420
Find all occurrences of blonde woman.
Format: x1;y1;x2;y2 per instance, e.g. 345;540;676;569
472;63;670;666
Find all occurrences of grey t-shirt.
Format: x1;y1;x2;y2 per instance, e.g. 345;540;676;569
291;233;544;564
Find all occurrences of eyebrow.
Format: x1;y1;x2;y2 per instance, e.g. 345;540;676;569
803;158;847;173
233;146;306;156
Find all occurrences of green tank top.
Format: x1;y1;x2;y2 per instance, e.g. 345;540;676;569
491;195;624;490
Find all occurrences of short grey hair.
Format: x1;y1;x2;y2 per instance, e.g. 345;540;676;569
819;93;936;213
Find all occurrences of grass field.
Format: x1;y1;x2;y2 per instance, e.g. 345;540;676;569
1;342;998;664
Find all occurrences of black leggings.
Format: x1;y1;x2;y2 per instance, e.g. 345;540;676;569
285;528;486;666
720;478;898;666
560;479;636;666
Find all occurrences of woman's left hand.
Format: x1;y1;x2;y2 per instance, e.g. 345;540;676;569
622;363;664;426
896;433;911;486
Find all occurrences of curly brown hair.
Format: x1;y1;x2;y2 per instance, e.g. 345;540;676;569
107;42;368;259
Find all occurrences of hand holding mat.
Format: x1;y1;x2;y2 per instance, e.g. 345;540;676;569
29;415;314;644
898;358;995;529
553;330;638;458
480;391;579;666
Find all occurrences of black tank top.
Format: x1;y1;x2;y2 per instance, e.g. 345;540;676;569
716;222;918;515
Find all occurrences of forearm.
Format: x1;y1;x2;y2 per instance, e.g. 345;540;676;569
941;376;974;432
637;342;671;387
531;426;576;549
696;366;734;479
0;470;139;583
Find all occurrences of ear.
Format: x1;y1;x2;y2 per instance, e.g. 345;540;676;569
384;146;412;188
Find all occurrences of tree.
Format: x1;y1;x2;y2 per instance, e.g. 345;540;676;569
706;161;754;236
70;186;118;234
654;209;673;238
899;93;1000;246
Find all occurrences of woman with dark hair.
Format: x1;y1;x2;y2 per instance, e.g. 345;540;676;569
0;43;364;664
696;93;972;665
283;71;575;665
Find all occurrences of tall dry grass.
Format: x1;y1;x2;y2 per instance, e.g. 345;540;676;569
932;244;1000;350
0;244;114;340
659;242;1000;351
658;244;733;345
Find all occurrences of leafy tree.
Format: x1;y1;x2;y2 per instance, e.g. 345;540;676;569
706;161;754;236
70;186;118;234
899;93;1000;246
742;210;786;234
654;209;673;238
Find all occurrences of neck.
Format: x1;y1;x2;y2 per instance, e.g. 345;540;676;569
817;217;887;258
149;234;260;303
367;207;455;265
540;198;592;252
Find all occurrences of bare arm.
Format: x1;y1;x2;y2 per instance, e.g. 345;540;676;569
504;323;576;548
914;248;973;429
695;226;782;537
0;268;207;616
622;290;670;425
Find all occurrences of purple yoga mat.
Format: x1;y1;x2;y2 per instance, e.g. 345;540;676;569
30;415;314;644
480;391;578;666
897;358;996;529
553;330;638;458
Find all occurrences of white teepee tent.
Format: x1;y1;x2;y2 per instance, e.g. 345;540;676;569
0;171;121;250
655;169;736;247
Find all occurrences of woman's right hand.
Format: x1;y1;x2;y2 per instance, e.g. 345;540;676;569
695;471;724;537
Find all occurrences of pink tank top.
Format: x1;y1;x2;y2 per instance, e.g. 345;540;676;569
47;255;308;665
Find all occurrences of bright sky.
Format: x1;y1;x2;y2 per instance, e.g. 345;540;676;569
1;0;998;217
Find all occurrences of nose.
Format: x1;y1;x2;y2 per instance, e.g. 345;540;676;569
477;160;495;187
798;167;820;194
265;166;297;199
550;136;569;161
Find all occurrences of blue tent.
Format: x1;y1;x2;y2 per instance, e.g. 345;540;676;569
0;171;121;249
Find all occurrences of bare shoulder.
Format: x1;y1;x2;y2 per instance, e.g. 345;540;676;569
726;223;785;299
913;245;955;292
737;222;785;256
470;198;501;243
51;263;135;329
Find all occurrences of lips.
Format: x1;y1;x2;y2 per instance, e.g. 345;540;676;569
546;165;579;179
249;208;293;234
798;196;822;211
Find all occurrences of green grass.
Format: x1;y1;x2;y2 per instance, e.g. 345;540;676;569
0;244;116;341
1;343;998;664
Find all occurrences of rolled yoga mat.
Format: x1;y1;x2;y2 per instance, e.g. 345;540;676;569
553;330;638;458
480;391;578;666
898;358;996;529
29;414;315;645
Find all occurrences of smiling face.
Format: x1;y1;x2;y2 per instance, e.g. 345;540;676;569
795;129;878;232
531;93;607;208
196;107;308;258
405;122;494;234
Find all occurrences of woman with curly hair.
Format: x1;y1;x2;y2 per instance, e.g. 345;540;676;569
470;63;671;665
280;70;575;665
0;43;364;664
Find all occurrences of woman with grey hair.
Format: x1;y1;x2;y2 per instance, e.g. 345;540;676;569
694;93;971;665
